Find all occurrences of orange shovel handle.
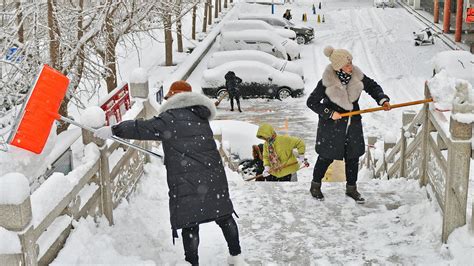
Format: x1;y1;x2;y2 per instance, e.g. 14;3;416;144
340;98;433;117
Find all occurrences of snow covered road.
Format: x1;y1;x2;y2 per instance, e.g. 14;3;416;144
51;1;473;265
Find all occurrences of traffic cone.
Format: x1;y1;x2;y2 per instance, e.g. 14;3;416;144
317;14;321;23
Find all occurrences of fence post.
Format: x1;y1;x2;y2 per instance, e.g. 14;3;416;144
0;174;37;265
130;78;156;164
441;83;473;243
419;83;432;186
82;128;114;225
400;111;416;178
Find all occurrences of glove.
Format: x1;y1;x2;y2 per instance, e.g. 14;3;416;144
94;126;113;140
262;166;270;177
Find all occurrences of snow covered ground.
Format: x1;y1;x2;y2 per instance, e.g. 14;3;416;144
50;0;474;265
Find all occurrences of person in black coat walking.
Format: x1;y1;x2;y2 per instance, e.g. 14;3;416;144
306;46;391;203
225;71;243;112
283;9;292;21
94;81;246;266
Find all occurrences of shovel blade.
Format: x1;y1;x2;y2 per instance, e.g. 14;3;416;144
8;65;69;154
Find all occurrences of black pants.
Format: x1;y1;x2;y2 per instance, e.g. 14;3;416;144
181;215;241;265
312;156;359;185
265;174;291;182
230;96;241;111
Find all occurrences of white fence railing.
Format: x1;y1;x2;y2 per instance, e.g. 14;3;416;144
362;82;473;242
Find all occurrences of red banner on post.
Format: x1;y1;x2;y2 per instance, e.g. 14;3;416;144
466;7;474;23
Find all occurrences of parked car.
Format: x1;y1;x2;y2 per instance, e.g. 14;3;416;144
374;0;395;8
432;50;474;86
238;14;314;45
201;60;304;100
219;30;301;61
221;20;296;40
207;50;304;79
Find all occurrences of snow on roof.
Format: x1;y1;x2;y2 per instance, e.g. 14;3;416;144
129;67;148;84
80;106;106;128
0;172;30;205
432;51;474;86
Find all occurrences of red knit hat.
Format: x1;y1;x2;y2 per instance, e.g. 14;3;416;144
164;80;192;100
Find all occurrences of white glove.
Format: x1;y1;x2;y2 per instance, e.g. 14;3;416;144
94;126;113;140
297;155;305;164
262;166;270;177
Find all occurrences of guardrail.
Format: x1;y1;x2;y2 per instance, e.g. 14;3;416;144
0;80;157;265
362;82;473;242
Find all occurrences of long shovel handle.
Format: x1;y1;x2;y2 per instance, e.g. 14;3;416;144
60;116;163;159
340;98;433;117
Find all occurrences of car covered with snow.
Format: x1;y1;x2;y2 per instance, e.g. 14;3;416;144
201;60;304;100
219;30;301;61
238;14;314;44
221;20;296;40
207;50;304;79
374;0;395;8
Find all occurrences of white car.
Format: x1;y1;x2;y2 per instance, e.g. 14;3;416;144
374;0;395;8
207;50;304;78
221;20;296;40
201;61;304;100
219;30;301;61
432;50;474;86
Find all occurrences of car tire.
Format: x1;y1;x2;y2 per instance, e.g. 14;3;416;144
277;87;292;99
296;35;306;45
216;88;228;99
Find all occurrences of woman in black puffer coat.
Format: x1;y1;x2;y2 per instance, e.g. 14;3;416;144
306;46;391;203
94;81;245;265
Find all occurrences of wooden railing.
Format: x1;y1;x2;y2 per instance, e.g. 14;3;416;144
0;80;157;265
362;82;473;242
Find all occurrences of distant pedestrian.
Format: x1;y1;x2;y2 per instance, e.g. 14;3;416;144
283;9;292;21
256;123;307;182
225;71;243;112
94;80;247;266
306;46;391;203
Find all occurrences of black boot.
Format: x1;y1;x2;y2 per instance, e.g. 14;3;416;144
346;184;365;204
310;182;324;200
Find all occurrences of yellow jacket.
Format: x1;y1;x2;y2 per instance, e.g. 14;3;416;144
256;124;305;178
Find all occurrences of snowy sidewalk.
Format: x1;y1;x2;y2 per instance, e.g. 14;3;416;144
52;158;461;265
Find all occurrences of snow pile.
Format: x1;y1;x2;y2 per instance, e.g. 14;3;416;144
0;227;21;254
51;217;155;265
80;106;106;128
0;173;30;205
447;225;474;265
210;120;262;159
31;143;100;226
432;50;474;86
129;67;148;84
0;125;57;181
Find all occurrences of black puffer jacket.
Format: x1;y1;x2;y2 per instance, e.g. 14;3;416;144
111;92;234;235
307;65;389;160
225;72;242;98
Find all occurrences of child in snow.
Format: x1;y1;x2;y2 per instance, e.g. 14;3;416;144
94;81;246;266
225;71;243;112
306;46;391;203
256;123;308;182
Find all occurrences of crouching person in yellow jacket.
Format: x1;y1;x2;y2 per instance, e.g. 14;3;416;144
256;123;307;181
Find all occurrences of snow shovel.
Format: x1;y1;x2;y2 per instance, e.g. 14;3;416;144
7;64;162;158
340;98;433;117
245;160;309;181
214;91;229;107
